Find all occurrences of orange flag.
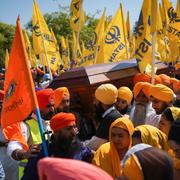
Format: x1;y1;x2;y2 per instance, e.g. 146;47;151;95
1;17;36;129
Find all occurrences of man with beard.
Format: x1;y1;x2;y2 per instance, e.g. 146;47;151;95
116;86;133;115
54;87;70;113
84;84;122;151
6;88;55;178
173;81;180;107
21;112;92;180
130;82;155;127
146;84;174;127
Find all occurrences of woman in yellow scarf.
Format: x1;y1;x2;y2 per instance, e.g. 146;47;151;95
92;117;134;178
132;124;169;151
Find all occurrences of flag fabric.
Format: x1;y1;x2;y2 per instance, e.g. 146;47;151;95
81;9;106;66
32;0;59;69
1;17;35;129
5;49;9;69
61;36;70;70
70;0;85;32
97;6;126;63
176;0;180;16
162;0;180;62
151;0;158;33
134;0;152;72
23;30;37;68
72;31;82;66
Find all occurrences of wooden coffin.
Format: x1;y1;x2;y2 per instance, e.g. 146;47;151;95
49;60;168;116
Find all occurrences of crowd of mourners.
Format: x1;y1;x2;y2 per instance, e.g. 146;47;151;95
0;65;180;180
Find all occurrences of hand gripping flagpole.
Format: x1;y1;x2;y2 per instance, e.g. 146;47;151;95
17;16;48;157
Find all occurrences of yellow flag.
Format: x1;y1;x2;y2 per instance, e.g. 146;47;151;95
151;0;158;33
94;8;106;64
50;29;62;69
177;0;180;16
32;0;59;70
135;0;152;72
70;0;85;32
23;30;37;68
72;31;82;65
61;36;70;70
81;9;105;66
162;0;180;62
98;6;126;63
5;49;9;69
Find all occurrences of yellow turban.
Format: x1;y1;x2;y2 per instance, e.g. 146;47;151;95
170;107;180;121
118;87;133;105
123;154;143;180
54;87;70;108
133;82;151;98
95;84;118;105
150;84;174;103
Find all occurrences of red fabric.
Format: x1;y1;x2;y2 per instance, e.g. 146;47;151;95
0;90;5;101
133;73;151;85
50;113;76;133
173;81;180;93
36;88;55;111
38;157;113;180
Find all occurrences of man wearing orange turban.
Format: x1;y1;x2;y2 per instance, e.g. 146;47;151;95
84;83;122;151
22;112;92;180
158;74;171;87
133;73;151;85
54;87;70;113
116;86;133;115
36;88;55;120
147;84;174;128
130;82;156;127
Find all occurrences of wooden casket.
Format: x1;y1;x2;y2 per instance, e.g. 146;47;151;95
49;59;168;117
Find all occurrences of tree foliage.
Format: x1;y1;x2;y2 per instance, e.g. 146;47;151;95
0;22;15;67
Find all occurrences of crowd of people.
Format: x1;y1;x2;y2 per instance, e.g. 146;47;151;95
0;66;180;180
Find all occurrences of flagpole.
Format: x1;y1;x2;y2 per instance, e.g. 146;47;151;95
17;16;48;157
73;0;83;68
120;3;129;60
33;0;53;81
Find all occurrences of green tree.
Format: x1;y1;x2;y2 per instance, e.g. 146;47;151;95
0;22;15;67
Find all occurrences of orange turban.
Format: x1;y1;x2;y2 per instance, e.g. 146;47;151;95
175;62;180;70
36;88;55;111
95;84;118;105
154;75;162;84
158;74;171;86
50;113;76;133
133;73;151;85
54;87;70;108
0;90;5;101
173;81;180;93
133;82;151;98
118;87;133;105
150;84;174;102
37;68;45;75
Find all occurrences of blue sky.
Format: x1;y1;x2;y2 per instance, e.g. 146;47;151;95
0;0;177;29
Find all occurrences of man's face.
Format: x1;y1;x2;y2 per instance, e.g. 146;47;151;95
151;97;169;114
54;125;77;148
135;91;149;104
93;99;105;122
41;99;55;120
116;98;128;113
56;95;70;113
